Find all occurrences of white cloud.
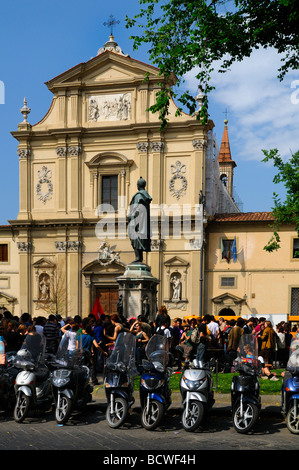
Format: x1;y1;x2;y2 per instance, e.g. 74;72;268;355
184;48;299;162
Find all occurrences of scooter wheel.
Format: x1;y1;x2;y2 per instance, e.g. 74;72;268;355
182;400;204;432
141;399;164;431
55;396;72;425
286;405;299;434
233;401;259;434
106;397;128;428
14;392;30;423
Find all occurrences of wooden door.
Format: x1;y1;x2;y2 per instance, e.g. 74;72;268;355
96;288;119;315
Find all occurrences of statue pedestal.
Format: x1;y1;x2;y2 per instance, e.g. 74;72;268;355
116;263;159;322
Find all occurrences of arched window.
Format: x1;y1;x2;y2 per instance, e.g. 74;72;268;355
220;174;227;186
219;308;235;316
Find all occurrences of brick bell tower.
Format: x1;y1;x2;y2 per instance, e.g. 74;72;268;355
218;119;236;198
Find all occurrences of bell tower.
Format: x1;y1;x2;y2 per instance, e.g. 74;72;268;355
218;119;236;198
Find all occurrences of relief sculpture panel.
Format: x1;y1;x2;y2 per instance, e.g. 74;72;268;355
88;93;131;122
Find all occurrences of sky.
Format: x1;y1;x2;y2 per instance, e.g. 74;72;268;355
0;0;298;224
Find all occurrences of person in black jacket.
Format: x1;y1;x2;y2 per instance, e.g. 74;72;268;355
155;305;171;330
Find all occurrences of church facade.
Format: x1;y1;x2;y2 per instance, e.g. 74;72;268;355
0;35;298;326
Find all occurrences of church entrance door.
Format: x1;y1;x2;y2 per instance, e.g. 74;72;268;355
96;287;119;315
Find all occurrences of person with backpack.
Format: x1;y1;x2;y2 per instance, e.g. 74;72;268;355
222;319;235;352
156;319;172;343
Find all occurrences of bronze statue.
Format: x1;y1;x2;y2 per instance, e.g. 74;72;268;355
128;177;152;263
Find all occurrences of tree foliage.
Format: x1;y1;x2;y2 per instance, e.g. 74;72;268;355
262;149;299;252
126;0;299;128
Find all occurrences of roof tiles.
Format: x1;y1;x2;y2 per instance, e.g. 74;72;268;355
213;212;275;222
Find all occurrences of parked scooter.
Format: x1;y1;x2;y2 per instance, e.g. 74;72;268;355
52;334;93;424
180;358;214;431
231;334;261;433
13;336;53;423
139;335;172;431
281;336;299;434
0;336;21;412
104;332;138;428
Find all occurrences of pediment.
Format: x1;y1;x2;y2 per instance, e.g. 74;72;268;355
212;292;244;304
83;64;139;84
82;258;126;275
32;258;56;269
164;256;189;267
86;152;133;168
0;292;16;302
45;51;164;92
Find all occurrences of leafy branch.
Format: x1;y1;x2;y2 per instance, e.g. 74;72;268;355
262;148;299;252
125;0;299;128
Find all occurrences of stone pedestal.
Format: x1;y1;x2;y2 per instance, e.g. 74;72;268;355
116;263;159;322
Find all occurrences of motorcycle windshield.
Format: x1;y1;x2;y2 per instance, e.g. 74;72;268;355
287;337;299;373
14;332;45;367
55;333;83;368
235;334;259;373
106;332;138;375
145;335;171;369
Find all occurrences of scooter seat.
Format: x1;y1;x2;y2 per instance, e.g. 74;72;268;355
35;368;49;383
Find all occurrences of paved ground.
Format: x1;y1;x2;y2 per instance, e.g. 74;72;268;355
1;372;291;454
1;386;295;454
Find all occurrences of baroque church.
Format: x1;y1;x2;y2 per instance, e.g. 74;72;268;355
1;34;299;327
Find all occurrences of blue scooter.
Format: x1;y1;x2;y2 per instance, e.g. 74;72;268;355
281;336;299;434
139;335;172;431
104;332;138;428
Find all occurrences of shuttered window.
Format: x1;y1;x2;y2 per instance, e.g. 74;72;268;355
291;288;299;316
293;239;299;259
0;244;8;262
101;175;118;211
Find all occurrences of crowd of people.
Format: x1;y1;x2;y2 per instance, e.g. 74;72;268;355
0;306;296;382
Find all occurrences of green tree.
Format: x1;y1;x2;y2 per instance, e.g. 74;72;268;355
262;149;299;252
126;0;298;128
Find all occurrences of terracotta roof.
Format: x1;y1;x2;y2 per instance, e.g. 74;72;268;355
213;212;275;222
218;120;236;167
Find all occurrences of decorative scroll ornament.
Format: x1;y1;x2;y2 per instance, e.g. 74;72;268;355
136;142;148;153
98;240;120;266
36;166;53;204
18;149;31;159
169;160;187;200
17;242;31;253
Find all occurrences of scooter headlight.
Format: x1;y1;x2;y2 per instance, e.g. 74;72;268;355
183;376;206;390
141;377;164;390
53;369;71;387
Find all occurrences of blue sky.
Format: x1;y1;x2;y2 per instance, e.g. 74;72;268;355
0;0;297;224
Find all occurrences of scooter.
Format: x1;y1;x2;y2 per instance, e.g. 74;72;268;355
0;340;20;412
281;336;299;434
104;332;138;428
13;337;53;423
139;335;172;431
180;358;214;431
52;334;93;424
231;334;261;433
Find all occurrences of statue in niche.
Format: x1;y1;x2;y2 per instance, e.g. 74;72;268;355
39;273;50;301
170;275;182;301
142;296;150;320
117;295;123;317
